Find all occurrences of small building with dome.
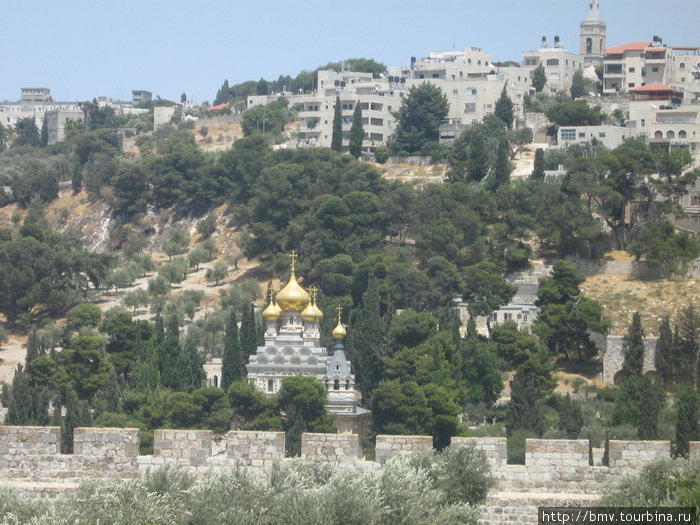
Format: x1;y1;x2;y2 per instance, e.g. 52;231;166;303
245;253;368;434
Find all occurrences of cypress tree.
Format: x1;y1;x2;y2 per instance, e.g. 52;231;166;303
61;387;91;453
559;394;583;438
637;376;661;440
331;95;342;152
655;316;674;387
347;272;385;402
240;303;258;358
176;337;205;392
531;148;545;180
494;85;514;128
221;309;243;390
486;138;511;192
467;131;489;182
678;305;700;386
349;101;364;158
675;386;699;457
5;365;33;425
621;312;645;378
159;316;181;389
532;63;547;93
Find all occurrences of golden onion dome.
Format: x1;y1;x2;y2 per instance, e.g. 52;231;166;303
332;320;347;340
302;287;324;322
262;297;282;321
276;252;310;311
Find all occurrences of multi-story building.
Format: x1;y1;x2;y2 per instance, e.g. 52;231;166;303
44;109;85;145
131;90;152;104
579;0;606;66
522;36;585;95
20;87;52;104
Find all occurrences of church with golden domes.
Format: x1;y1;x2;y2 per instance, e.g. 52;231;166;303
245;253;368;434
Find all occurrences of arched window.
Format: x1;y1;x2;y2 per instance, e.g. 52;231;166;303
679;130;687;138
334;379;340;390
586;38;592;54
667;130;675;139
213;375;218;388
345;380;350;390
268;379;274;392
655;130;663;139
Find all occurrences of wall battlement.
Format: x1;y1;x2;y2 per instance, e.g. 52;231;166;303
0;426;692;523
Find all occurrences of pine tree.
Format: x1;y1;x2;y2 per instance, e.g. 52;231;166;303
159;316;181;389
331;95;342;152
494;85;514;129
655;316;674;387
531;148;545;180
347;272;385;402
349;101;364;158
61;387;91;453
221;309;243;390
570;70;587;99
467;131;489;182
240;303;258;359
505;353;555;436
621;312;645;378
675;386;699;457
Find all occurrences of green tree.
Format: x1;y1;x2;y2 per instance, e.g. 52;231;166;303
494;85;514;128
621;312;645;378
534;260;608;360
349;101;363;158
221;309;244;390
676;305;700;387
239;303;258;358
558;394;583;438
40;117;48;146
13;117;40;147
175;337;205;393
59;336;111;399
485;138;512;192
205;261;228;285
629;221;700;275
66;303;103;331
570;70;587;99
638;376;663;440
159;316;181;389
546;100;602;127
532;63;547;93
331;95;342;152
461;261;517;333
490;321;541;369
505;352;555;436
532;148;545;180
347;272;385;401
391;83;449;154
278;376;335;456
654;316;675;387
675;386;699;458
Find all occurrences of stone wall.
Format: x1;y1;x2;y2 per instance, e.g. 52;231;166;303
0;425;698;524
375;434;433;464
301;433;361;463
568;256;700;279
600;335;658;384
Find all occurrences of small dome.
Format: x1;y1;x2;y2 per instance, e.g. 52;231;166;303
302;288;324;322
277;273;310;311
262;297;281;321
302;302;317;321
332;320;347;340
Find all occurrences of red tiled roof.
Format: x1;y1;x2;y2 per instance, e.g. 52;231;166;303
629;82;674;93
605;41;651;55
209;103;228;111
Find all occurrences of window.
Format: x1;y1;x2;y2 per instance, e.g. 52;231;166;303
691;196;700;206
628;83;635;88
523;314;528;323
641;67;647;76
561;129;576;140
546;58;559;66
679;130;687;138
504;313;512;321
466;88;477;95
599;132;606;138
680;62;686;69
432;73;439;78
267;379;274;392
579;132;586;138
370;118;383;126
453;89;458;94
652;67;659;72
464;102;476;112
667;130;675;139
629;67;635;73
655;130;663;139
334;379;340;390
641;119;646;127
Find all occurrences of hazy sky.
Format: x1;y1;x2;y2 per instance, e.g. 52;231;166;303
2;0;698;103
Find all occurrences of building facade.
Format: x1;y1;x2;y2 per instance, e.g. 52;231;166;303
44;109;85;145
522;36;585;94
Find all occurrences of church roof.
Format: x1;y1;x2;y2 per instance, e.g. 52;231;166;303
584;0;603;23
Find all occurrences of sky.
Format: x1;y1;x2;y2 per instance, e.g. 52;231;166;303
2;0;699;104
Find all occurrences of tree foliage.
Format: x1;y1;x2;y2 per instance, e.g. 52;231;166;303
391;83;449;154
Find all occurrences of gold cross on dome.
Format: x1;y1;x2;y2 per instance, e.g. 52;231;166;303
308;286;317;302
336;304;343;322
289;250;297;271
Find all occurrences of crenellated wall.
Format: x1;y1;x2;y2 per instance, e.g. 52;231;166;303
0;426;694;523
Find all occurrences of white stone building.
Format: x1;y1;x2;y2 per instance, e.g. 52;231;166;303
522;36;585;94
44;109;85;145
579;0;607;66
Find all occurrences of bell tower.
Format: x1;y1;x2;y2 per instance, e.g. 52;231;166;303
580;0;606;66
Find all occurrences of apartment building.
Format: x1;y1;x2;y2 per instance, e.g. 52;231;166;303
522;36;584;94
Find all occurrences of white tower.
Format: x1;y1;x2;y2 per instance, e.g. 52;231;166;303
580;0;607;66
